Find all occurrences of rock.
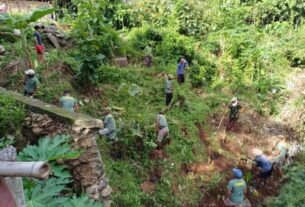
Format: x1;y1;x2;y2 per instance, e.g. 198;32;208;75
0;146;17;161
101;185;112;197
74;119;104;129
72;125;83;132
86;184;98;195
103;199;112;207
79;138;94;148
47;33;60;49
32;127;44;135
98;180;107;190
113;57;128;67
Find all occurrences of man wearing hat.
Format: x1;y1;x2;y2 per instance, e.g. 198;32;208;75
227;97;242;131
99;107;117;141
224;168;248;207
250;148;273;186
164;74;174;106
176;57;188;84
24;69;40;98
59;90;79;112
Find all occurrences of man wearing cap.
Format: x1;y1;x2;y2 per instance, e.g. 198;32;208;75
224;168;248;207
176;58;188;84
99;107;117;140
250;148;273;186
59;90;79;112
227;97;242;131
24;69;40;98
164;74;174;106
156;111;169;149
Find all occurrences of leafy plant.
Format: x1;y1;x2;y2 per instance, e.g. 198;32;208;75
19;135;80;178
19;135;102;207
0;7;55;66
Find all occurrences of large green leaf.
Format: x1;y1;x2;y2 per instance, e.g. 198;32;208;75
28;6;55;23
0;6;55;29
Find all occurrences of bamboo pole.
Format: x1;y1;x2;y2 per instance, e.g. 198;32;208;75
0;161;51;179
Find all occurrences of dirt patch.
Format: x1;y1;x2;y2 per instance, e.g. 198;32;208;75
220;140;242;157
50;63;75;76
188;155;233;175
140;181;156;193
149;149;166;160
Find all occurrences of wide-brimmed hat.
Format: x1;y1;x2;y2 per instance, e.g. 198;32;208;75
231;97;238;102
168;74;174;79
232;168;243;178
25;69;35;75
249;148;263;158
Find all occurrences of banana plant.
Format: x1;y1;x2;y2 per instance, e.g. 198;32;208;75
0;6;55;67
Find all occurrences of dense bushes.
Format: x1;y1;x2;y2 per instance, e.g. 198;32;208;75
126;26;195;64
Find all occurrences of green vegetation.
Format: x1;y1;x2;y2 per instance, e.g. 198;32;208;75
1;0;305;206
0;94;25;137
19;135;103;207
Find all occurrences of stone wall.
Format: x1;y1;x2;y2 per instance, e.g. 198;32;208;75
0;87;111;206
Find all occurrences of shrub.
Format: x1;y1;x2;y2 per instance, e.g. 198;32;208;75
0;95;25;137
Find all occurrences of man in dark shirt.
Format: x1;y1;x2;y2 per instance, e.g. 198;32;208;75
227;97;242;131
34;25;44;63
250;148;273;187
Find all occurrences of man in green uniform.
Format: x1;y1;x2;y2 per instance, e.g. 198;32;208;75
224;168;248;207
24;69;40;98
227;97;242;131
99;107;117;141
99;107;121;158
156;111;169;149
269;136;289;176
59;90;79;112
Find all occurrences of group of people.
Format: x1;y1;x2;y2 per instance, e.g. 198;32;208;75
224;136;290;207
24;29;294;206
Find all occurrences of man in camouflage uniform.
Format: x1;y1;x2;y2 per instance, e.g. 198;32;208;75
227;97;242;131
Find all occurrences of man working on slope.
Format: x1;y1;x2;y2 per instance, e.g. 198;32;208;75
164;74;174;106
227;97;242;131
176;57;188;84
269;136;289;176
59;90;79;112
156;111;169;149
99;107;121;158
250;148;273;187
24;69;40;98
224;168;250;207
34;25;45;63
99;107;117;140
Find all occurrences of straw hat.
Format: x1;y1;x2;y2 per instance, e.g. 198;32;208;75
249;148;263;158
